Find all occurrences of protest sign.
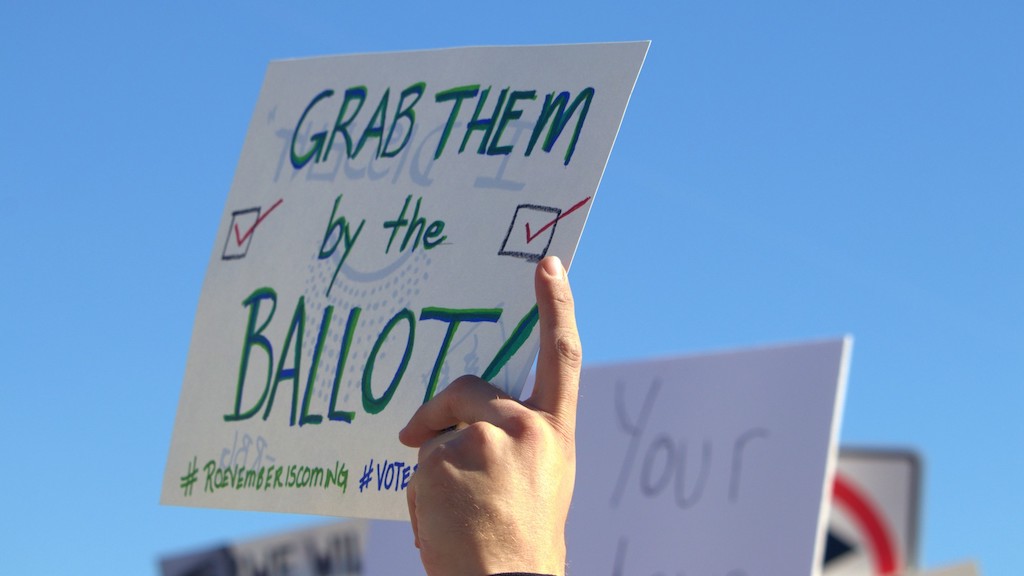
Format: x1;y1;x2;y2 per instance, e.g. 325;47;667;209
160;520;367;576
161;42;648;520
566;338;851;576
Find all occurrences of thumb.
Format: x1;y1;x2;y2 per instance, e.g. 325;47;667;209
527;256;582;433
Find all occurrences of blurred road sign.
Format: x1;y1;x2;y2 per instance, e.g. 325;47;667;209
824;448;922;575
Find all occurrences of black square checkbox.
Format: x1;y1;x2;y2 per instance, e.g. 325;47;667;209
498;204;561;263
222;207;261;260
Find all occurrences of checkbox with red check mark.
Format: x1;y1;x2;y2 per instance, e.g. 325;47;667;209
498;197;590;263
222;199;283;260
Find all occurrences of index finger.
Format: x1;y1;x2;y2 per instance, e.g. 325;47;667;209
526;256;582;430
399;374;519;447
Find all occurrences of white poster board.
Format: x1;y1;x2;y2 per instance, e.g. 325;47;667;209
161;42;648;520
566;338;851;576
160;520;368;576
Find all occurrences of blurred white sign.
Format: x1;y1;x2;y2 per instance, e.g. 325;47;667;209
160;520;367;576
566;338;851;576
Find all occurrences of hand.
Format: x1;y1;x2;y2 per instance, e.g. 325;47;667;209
399;256;582;576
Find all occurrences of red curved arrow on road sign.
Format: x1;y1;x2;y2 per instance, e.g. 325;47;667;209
833;474;899;574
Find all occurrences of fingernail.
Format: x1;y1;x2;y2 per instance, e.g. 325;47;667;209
541;256;563;278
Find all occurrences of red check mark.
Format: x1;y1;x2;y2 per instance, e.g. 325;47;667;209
234;199;284;246
524;196;591;243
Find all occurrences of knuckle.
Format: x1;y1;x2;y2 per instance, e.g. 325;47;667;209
417;441;449;474
462;421;508;460
502;410;545;440
555;332;583;368
446;374;478;395
461;421;498;443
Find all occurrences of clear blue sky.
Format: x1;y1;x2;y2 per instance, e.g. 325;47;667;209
2;2;1019;573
